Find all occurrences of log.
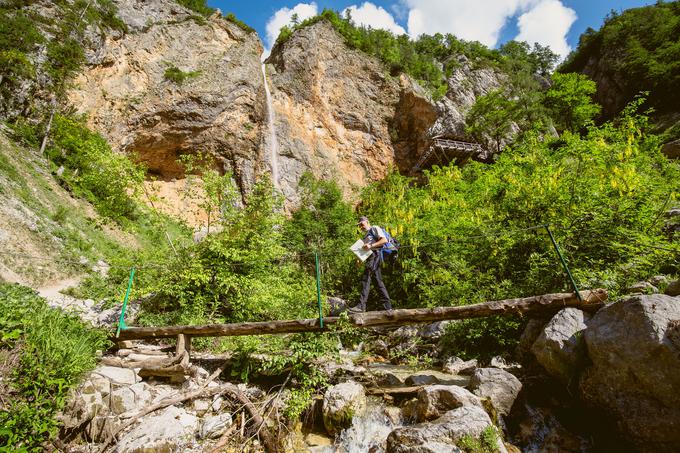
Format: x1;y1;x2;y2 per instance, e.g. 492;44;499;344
116;289;607;341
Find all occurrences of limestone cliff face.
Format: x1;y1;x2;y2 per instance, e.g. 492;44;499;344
265;21;436;204
69;7;507;215
69;0;266;201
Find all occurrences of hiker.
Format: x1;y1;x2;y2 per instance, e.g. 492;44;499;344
351;216;393;313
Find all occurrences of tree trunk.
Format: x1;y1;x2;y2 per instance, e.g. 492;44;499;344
116;289;606;341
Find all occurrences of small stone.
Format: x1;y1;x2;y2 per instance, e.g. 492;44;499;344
192;399;211;416
405;374;440;386
442;357;478;375
200;412;232;439
665;280;680;297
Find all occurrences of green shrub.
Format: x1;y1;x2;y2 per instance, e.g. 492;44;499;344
225;12;254;33
163;64;201;84
45;114;144;221
0;283;109;451
174;0;214;17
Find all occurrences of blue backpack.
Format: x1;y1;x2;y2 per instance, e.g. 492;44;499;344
378;227;400;264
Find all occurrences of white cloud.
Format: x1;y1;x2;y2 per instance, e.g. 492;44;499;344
264;2;318;56
403;0;541;46
515;0;577;59
344;2;407;35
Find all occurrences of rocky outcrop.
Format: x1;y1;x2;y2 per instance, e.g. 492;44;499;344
387;405;497;453
415;385;482;421
579;294;680;451
531;308;591;383
322;381;367;435
69;0;266;210
468;368;522;416
266;20;434;205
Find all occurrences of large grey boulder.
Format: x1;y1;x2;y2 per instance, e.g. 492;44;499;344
531;308;591;383
386;406;495;453
114;405;199;453
415;385;482;422
468;368;522;416
579;294;680;451
661;139;680;159
322;381;367;435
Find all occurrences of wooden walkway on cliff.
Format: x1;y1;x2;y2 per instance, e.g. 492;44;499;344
116;289;607;341
412;137;487;172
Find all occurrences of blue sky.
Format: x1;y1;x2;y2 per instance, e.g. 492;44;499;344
208;0;657;58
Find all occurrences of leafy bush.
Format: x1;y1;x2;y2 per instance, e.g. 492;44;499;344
560;2;680;119
145;179;318;326
163;64;201;84
174;0;214;17
45;114;144;221
0;283;109;451
360;104;679;356
225;12;254;33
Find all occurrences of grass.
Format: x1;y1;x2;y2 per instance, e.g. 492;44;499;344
0;283;110;451
163;64;202;84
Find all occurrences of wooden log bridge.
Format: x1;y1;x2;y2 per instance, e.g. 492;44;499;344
116;289;607;341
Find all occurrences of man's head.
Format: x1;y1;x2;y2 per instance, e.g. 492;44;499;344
357;216;370;231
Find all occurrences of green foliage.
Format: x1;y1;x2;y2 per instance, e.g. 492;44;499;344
544;73;601;132
45;114;145;221
174;0;214;17
145;179;317;326
466;89;517;154
359;105;679;357
0;283;109;451
163;64;202;85
560;1;680;118
225;12;255;33
458;425;500;453
284;173;356;292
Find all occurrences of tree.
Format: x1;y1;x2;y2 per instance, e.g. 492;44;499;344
544;72;601;132
465;89;517;154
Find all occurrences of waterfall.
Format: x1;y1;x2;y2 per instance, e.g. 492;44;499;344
261;62;280;189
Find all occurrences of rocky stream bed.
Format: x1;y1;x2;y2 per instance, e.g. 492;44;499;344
43;278;680;453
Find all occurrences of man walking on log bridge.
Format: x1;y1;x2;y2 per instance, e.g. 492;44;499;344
351;216;393;313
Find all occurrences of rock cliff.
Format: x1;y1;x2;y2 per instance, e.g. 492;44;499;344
67;5;506;215
68;0;266;209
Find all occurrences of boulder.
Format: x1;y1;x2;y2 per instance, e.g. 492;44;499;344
92;366;140;385
442;357;478;375
322;381;367;435
661;139;680;159
386;406;493;453
110;382;154;415
516;318;548;362
468;368;521;416
418;321;450;340
665;279;680;297
415;385;482;422
114;405;199;453
200;412;233;439
626;281;658;295
580;294;680;451
531;308;591;383
405;374;440;386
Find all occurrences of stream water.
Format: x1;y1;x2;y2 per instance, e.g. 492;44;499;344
315;401;404;453
261;62;280;189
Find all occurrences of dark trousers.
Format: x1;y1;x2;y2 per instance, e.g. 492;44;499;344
359;254;392;311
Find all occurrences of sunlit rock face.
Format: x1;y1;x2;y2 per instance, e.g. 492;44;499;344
69;0;266;220
266;20;418;205
70;5;507;216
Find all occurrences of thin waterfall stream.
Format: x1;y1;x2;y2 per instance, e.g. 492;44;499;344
261;62;280;189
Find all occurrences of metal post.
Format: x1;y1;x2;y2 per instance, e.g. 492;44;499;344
544;226;582;302
116;267;136;337
315;252;323;329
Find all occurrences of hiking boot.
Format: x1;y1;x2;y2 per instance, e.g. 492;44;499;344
348;305;365;313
